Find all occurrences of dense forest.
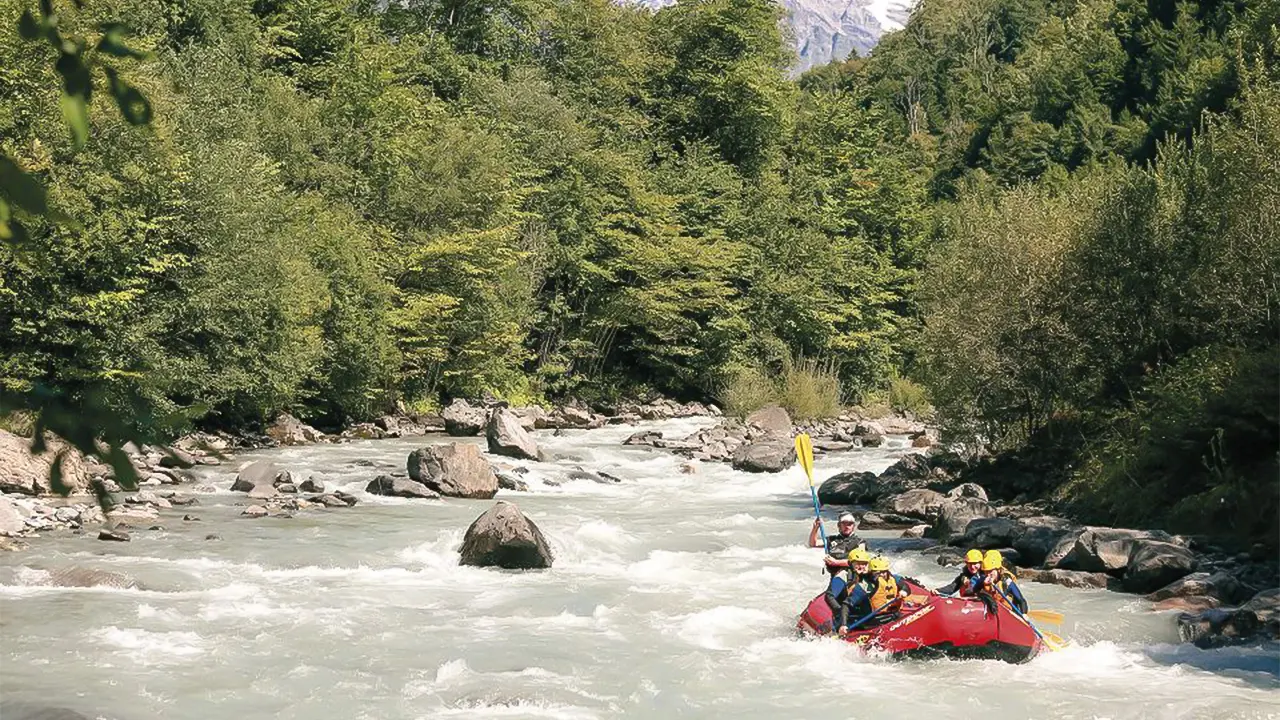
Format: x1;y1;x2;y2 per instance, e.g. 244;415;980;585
1;0;1276;541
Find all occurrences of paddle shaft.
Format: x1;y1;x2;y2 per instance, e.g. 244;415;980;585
995;586;1058;650
847;597;903;632
808;485;828;553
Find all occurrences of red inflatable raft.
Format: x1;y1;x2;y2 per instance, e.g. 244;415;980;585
796;581;1044;663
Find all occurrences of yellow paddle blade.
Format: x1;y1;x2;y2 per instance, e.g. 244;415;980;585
1040;631;1069;651
1027;609;1065;625
794;433;815;484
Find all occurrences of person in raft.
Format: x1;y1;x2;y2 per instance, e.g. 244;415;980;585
811;512;867;603
809;512;866;572
825;548;873;613
935;549;985;596
974;549;1029;615
836;556;910;636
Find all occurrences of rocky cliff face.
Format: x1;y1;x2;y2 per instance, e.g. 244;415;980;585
632;0;914;73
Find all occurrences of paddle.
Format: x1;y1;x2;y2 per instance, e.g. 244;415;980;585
845;597;904;633
794;433;826;553
1027;609;1065;625
995;586;1066;651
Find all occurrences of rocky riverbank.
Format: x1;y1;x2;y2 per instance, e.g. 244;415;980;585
814;449;1280;650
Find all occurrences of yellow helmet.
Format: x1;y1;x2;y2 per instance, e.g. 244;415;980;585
868;557;890;573
981;549;1003;572
965;549;983;563
847;548;871;564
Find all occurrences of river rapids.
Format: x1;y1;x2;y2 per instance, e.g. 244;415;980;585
1;418;1277;719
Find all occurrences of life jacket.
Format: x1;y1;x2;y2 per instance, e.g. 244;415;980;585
869;574;900;611
981;571;1018;607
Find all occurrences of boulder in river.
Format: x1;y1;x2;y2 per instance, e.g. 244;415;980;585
744;405;792;439
875;489;946;521
1122;540;1199;593
231;460;285;498
407;443;499;499
1147;571;1247;604
265;413;325;446
458;501;554;569
366;475;440;499
730;439;796;473
624;430;662;446
485;408;541;461
927;497;996;543
1056;527;1187;574
953;516;1020;549
0;496;26;536
1010;516;1081;567
46;566;144;590
442;399;487;436
496;472;529;492
0;429;90;496
1017;567;1119;590
98;528;130;542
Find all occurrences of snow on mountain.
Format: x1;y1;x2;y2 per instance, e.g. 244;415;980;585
630;0;915;73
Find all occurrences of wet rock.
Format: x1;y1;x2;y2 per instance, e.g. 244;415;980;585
265;413;325;446
1154;596;1222;613
183;514;199;521
851;420;884;447
158;447;197;469
98;528;130;542
858;511;918;528
954;516;1020;550
678;462;698;475
1018;567;1117;590
902;524;930;538
0;495;26;536
1056;528;1186;574
458;501;554;569
46;566;143;589
0;429;91;495
366;475;439;499
342;422;385;440
496;473;530;492
276;483;298;494
1012;516;1081;567
298;476;326;494
811;439;855;453
730;439;796;473
231;460;284;498
486;408;541;461
816;471;880;505
1178;607;1263;648
934;548;966;567
624;430;663;446
309;493;352;508
205;533;221;541
406;443;497;498
928;497;996;543
744;405;792;439
1123;541;1200;593
875;489;946;521
442;399;487;436
946;483;988;501
241;505;269;518
169;495;198;507
0;702;98;720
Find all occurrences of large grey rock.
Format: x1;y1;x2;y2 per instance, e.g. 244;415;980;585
458;501;554;569
1147;572;1246;604
442;399;487;436
0;430;90;496
507;406;547;431
946;483;988;501
745;405;792;439
1057;528;1185;574
955;516;1020;549
231;461;284;497
485;408;541;461
730;440;796;473
624;430;663;446
1178;607;1263;648
366;475;439;499
46;567;144;590
265;413;324;446
0;495;26;536
875;489;946;521
928;497;997;543
1123;541;1198;593
1018;567;1118;590
817;471;880;504
407;443;498;499
1011;516;1081;567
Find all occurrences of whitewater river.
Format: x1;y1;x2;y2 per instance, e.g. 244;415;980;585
1;419;1277;719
